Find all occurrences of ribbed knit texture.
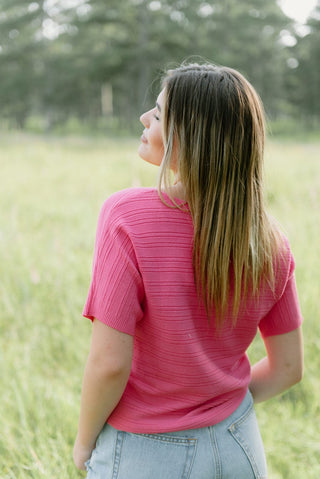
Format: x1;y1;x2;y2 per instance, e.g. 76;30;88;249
83;187;303;433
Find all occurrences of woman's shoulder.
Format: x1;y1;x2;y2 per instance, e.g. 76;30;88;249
266;215;294;277
102;187;158;209
98;187;191;234
98;187;163;224
273;232;296;298
277;233;295;272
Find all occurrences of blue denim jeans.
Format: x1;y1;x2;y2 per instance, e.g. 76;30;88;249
85;390;267;479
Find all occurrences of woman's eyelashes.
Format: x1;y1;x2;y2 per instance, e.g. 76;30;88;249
153;107;160;121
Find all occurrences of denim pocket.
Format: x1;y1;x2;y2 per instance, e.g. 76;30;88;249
228;402;268;479
112;431;197;479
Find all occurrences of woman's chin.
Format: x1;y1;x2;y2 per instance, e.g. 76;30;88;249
137;144;147;162
138;145;163;167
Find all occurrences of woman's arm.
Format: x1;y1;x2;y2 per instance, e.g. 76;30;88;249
249;326;303;403
73;319;133;470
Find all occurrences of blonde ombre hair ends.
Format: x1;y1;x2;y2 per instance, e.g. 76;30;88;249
158;63;281;325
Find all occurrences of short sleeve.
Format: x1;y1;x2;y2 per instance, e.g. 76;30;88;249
83;198;145;335
259;255;303;338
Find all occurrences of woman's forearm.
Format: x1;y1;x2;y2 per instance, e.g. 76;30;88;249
73;321;133;470
75;357;130;449
249;328;303;404
249;355;302;404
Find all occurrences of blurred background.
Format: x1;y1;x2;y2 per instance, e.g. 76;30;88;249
0;0;319;136
1;2;320;477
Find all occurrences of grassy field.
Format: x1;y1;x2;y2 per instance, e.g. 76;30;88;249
0;132;319;478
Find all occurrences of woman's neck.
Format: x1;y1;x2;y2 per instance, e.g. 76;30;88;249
167;181;187;202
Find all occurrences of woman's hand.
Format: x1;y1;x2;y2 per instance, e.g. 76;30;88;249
73;436;94;470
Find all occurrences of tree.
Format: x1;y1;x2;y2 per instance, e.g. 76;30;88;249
290;1;320;123
0;0;313;130
0;0;47;127
65;0;294;123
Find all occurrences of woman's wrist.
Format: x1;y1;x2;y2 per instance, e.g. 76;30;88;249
73;434;96;470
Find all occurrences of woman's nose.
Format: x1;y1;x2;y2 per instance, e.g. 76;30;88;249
140;110;150;127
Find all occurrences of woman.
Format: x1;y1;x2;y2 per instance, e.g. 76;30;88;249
73;63;303;478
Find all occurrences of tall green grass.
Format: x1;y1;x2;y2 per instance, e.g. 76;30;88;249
0;133;319;477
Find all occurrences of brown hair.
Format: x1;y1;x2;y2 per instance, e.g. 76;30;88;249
158;63;281;325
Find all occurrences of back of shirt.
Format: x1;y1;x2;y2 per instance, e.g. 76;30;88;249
83;187;303;433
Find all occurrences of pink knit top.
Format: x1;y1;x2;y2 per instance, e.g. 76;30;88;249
83;187;303;433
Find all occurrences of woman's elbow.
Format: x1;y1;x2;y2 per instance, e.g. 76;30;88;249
294;362;304;384
285;359;303;387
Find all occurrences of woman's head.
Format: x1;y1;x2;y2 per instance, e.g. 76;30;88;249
155;63;277;324
160;63;265;208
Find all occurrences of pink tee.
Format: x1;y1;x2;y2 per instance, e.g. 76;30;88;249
83;187;303;433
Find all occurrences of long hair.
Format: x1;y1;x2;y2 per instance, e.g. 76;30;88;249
158;63;281;325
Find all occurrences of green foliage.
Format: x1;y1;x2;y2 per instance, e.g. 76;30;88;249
0;134;319;477
248;139;320;477
288;1;320;119
0;0;319;128
267;117;320;140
